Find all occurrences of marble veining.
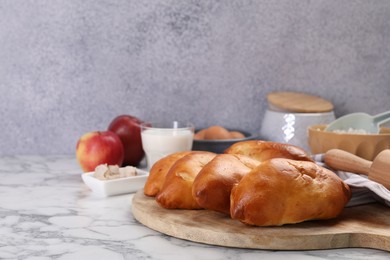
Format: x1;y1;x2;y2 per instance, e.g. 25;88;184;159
0;155;389;259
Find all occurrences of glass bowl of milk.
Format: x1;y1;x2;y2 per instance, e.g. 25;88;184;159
141;121;194;170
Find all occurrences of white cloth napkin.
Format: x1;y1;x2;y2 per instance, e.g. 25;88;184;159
313;154;390;207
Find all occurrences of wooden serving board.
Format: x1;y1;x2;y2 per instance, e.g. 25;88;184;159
132;190;390;251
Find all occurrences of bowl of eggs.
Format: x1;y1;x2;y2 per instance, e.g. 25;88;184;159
192;125;257;153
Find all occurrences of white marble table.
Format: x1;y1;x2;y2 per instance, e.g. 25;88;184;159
0;155;389;260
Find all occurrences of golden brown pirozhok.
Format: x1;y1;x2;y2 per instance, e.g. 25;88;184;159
143;140;351;226
230;158;351;226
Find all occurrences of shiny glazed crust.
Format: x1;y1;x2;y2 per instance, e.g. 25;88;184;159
156;151;216;209
143;151;191;196
230;158;352;226
192;154;260;215
224;140;314;162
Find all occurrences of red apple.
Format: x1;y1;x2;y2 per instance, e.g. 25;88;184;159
108;115;145;166
76;131;124;172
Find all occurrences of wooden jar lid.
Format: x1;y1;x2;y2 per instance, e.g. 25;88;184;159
267;91;334;113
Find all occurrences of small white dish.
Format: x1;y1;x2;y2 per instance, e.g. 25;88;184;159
81;168;149;197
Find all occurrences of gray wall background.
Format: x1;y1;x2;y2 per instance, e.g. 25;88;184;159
1;0;389;156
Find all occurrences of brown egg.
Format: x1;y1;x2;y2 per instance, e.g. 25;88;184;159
229;131;245;139
204;126;231;140
194;129;207;140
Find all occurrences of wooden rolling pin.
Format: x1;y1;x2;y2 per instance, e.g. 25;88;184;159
324;149;390;189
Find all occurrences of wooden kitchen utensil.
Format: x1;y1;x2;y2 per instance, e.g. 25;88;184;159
324;149;390;189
